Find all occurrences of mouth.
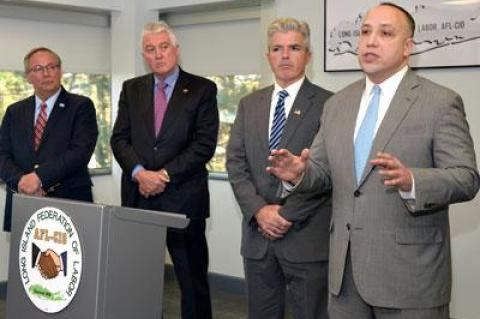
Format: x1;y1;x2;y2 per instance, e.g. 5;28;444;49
362;53;379;63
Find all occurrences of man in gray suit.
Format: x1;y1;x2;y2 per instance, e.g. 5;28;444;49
267;3;479;319
226;18;332;319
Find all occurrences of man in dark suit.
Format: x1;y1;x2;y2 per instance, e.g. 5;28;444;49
0;47;98;232
110;21;219;319
226;18;332;319
268;3;479;319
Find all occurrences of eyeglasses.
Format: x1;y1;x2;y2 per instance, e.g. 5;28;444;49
28;64;60;74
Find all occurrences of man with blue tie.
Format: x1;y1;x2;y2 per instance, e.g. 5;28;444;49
0;47;98;232
267;3;479;319
110;21;219;319
226;18;332;319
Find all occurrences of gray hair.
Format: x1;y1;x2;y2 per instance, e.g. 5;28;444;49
23;47;62;73
141;21;178;48
267;17;311;51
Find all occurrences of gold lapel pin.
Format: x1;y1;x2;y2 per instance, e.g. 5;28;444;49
293;109;301;115
182;88;189;94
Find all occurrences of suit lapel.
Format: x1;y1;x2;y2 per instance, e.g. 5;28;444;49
24;96;36;153
359;70;419;184
40;88;67;145
343;81;365;187
280;80;314;149
255;86;273;155
140;75;156;140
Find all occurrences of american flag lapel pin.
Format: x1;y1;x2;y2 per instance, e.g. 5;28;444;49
293;109;301;115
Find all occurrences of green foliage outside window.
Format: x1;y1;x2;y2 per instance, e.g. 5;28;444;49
207;74;261;174
0;70;111;172
1;71;260;175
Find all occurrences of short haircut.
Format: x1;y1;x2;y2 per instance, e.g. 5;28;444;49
23;47;62;73
267;17;311;52
379;2;415;37
141;21;178;48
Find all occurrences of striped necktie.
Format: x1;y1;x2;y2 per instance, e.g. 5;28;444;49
269;90;289;150
354;85;381;183
34;103;48;151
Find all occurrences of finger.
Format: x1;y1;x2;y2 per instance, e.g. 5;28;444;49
300;148;310;161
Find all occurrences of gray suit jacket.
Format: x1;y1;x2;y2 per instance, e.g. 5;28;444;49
298;70;479;308
227;79;333;262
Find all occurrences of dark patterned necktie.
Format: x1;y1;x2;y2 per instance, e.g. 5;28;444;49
269;90;289;150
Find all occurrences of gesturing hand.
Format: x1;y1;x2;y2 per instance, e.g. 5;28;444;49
266;148;310;184
370;152;413;192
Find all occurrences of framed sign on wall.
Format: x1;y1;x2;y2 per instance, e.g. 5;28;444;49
324;0;480;71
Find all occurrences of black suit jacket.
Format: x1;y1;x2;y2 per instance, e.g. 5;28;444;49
110;69;219;219
0;87;98;231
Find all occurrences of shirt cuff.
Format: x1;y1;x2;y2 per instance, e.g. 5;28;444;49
132;164;144;181
398;173;415;200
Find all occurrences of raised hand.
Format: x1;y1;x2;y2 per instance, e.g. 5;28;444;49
370;152;413;192
266;148;310;184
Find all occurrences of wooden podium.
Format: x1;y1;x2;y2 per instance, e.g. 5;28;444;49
6;194;188;318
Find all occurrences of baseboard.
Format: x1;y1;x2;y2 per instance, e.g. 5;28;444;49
164;265;245;295
0;281;7;299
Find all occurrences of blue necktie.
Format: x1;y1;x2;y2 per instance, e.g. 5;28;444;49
354;85;381;183
269;90;289;150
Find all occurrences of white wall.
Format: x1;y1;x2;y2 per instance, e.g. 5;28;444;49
0;0;479;318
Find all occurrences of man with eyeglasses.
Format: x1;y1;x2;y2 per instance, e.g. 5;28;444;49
0;47;98;232
111;21;219;319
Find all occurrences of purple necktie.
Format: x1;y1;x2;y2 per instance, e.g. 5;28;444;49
154;81;168;136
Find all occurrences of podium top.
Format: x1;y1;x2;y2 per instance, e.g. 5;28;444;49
13;194;189;229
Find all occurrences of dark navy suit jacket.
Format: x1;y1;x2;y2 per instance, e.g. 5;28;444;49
0;86;98;231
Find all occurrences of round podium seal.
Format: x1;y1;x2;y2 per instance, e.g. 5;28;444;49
18;206;83;313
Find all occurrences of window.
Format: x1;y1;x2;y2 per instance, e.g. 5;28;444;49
0;70;112;173
207;74;261;174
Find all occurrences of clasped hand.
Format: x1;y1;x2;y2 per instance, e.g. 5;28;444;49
255;205;292;240
18;172;44;196
135;169;170;198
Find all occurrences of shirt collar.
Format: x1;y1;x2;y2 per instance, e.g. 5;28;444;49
35;87;62;108
365;65;408;96
154;65;180;88
273;76;305;99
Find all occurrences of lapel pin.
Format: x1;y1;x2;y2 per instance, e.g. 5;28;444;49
59;103;65;108
293;109;301;115
182;88;189;94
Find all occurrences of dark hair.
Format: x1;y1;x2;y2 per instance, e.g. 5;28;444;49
380;2;415;37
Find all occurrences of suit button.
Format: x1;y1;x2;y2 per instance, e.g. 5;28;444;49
153;146;158;151
354;190;362;197
346;223;351;231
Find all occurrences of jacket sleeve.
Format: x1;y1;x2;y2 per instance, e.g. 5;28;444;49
0;108;25;191
110;82;144;176
226;98;267;223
